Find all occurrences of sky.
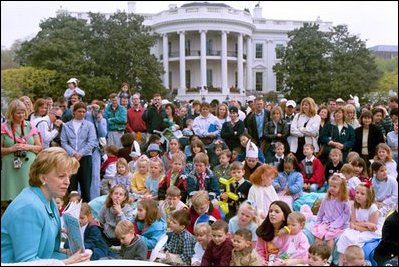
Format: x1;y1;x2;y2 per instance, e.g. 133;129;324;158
1;1;398;49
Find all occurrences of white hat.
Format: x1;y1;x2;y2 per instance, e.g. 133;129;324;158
246;141;258;158
247;95;256;102
336;98;345;103
280;98;288;103
286;100;296;108
67;78;79;85
161;99;170;105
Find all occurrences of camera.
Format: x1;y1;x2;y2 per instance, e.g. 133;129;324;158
14;150;27;158
13;157;23;169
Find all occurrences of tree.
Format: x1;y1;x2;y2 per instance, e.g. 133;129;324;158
1;40;22;70
15;12;166;101
274;23;381;103
1;67;57;100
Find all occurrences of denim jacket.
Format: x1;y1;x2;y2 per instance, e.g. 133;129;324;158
61;120;98;156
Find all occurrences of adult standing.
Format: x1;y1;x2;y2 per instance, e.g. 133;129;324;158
288;97;321;162
319;107;355;163
1;99;42;201
263;106;289;163
344;103;360;130
61;102;98;202
126;93;147;145
34;106;63;149
1;147;90;264
221;106;245;151
104;93;127;149
142;93;166;134
245;96;271;147
28;98;48;123
85;100;108;200
353;111;384;167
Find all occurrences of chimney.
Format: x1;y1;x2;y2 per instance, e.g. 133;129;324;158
253;4;262;19
128;1;136;13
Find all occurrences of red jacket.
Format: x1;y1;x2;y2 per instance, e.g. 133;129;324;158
300;157;325;188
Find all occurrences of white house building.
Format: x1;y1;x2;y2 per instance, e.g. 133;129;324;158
63;2;332;103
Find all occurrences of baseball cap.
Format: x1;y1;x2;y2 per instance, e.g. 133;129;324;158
247;95;256;102
336;98;345;103
286;100;296;108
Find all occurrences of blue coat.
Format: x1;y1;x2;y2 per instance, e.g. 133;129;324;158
273;170;304;200
133;218;167;250
1;187;66;263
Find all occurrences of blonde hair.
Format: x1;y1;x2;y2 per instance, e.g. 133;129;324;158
193;152;209;166
299;97;317;117
7;99;28;122
344;245;364;263
353;183;375;209
194;222;212;236
191;190;209;207
327;174;348;201
29;147;79;187
80;203;93;219
287;212;306;227
115;220;134;239
117;158;130;175
237;201;258;224
166;185;181;197
329;148;342;161
149;157;164;173
374;143;393;162
340;163;354;175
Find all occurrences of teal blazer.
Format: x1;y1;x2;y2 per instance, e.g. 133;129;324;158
1;187;67;263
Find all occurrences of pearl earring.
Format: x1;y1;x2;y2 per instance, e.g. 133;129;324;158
42;182;46;186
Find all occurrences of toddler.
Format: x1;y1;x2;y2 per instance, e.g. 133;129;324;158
143;157;165;199
265;141;286;167
273;212;310;266
230;229;263;266
307;243;331;266
344;245;369;266
115;219;147;260
100;144;119;195
324;148;344;182
274;154;304;209
130;156;149;195
191;223;212;266
341;163;361;200
128;151;141;174
111;158;133;192
350;157;369;182
213;149;232;180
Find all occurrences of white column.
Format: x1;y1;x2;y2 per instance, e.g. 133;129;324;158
237;33;244;93
200;30;207;90
162;33;169;89
246;36;253;92
179;31;186;95
266;40;275;92
221;30;228;95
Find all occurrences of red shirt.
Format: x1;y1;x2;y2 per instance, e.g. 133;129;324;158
126;106;147;133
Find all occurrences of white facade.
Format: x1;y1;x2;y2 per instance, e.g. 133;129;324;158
65;2;333;103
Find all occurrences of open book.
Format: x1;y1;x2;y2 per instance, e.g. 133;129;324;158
62;200;85;254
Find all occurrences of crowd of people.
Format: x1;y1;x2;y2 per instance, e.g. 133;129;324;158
1;78;398;266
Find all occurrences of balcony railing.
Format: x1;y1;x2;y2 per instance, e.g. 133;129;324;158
160;51;248;60
207;50;221;56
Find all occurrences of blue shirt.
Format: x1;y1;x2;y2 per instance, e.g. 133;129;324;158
255;110;265;139
1;187;66;263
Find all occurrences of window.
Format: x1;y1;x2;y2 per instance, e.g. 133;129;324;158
185;39;191;56
256;72;263;91
168;41;172;55
275;44;284;59
169;71;172;90
186;70;191;89
256;43;263;58
207;39;213;55
235;72;238;88
207;69;213;87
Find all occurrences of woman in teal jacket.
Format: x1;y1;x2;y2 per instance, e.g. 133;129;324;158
1;147;90;264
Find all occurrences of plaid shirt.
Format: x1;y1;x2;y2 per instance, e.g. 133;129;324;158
165;229;196;264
